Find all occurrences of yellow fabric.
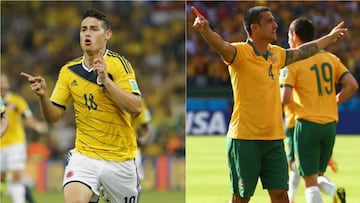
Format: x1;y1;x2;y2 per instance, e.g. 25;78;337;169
0;93;31;147
281;51;349;123
132;100;151;130
279;70;296;129
50;49;141;161
283;101;296;129
226;41;287;140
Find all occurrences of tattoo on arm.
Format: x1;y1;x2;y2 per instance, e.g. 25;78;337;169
285;43;319;66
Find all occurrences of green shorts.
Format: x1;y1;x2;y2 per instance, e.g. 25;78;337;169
294;119;336;176
285;127;295;162
227;138;288;197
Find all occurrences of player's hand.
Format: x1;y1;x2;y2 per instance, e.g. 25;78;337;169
328;21;348;43
20;72;48;97
34;121;49;134
191;6;209;33
93;49;108;85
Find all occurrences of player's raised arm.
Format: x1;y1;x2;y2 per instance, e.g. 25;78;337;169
20;72;64;123
285;21;348;66
191;6;236;64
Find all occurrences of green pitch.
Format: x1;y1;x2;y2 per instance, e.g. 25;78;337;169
186;135;360;203
1;190;184;203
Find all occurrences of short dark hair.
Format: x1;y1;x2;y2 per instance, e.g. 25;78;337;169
81;9;110;30
289;18;315;43
243;6;271;36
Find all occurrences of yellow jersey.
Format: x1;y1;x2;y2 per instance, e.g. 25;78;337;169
51;49;141;161
0;92;32;147
132;100;151;130
279;69;296;129
280;51;349;123
227;40;287;140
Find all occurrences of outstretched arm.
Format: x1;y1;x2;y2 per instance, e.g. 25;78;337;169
20;72;64;123
285;21;348;66
191;6;236;64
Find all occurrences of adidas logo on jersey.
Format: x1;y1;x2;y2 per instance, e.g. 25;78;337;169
71;80;78;86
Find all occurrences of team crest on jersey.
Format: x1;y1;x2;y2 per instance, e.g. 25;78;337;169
66;170;74;179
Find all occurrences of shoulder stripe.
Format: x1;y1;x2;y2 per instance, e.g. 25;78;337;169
118;56;132;74
106;50;132;74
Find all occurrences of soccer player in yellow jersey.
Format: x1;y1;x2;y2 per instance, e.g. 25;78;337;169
280;99;300;203
132;100;152;182
280;18;358;203
191;5;348;203
0;96;8;137
0;74;48;203
21;9;142;203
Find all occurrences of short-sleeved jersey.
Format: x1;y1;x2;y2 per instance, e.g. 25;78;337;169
227;40;287;140
280;51;349;123
0;92;32;147
50;49;141;161
279;70;296;129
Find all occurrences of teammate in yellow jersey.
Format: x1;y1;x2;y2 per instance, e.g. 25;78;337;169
191;4;348;203
0;96;8;137
0;74;48;203
280;18;358;203
281;94;340;203
22;9;142;203
132;100;152;182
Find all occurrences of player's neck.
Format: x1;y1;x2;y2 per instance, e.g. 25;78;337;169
83;56;96;68
249;37;269;55
83;52;98;68
83;49;106;68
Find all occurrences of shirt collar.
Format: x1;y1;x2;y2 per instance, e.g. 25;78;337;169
246;39;273;60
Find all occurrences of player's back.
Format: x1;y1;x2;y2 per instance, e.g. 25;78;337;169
287;51;349;123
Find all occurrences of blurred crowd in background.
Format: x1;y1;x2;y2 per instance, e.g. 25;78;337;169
1;1;185;161
187;1;360;110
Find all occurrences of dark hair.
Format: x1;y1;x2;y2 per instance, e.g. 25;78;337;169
289;18;315;43
243;6;271;36
81;9;110;30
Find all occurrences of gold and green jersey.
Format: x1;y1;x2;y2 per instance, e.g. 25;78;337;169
280;51;349;123
226;40;287;140
51;49;141;161
0;92;32;147
283;101;296;129
279;69;296;129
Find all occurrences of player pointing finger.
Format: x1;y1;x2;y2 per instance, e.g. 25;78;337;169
191;6;209;33
20;72;48;96
93;49;108;84
328;21;347;43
